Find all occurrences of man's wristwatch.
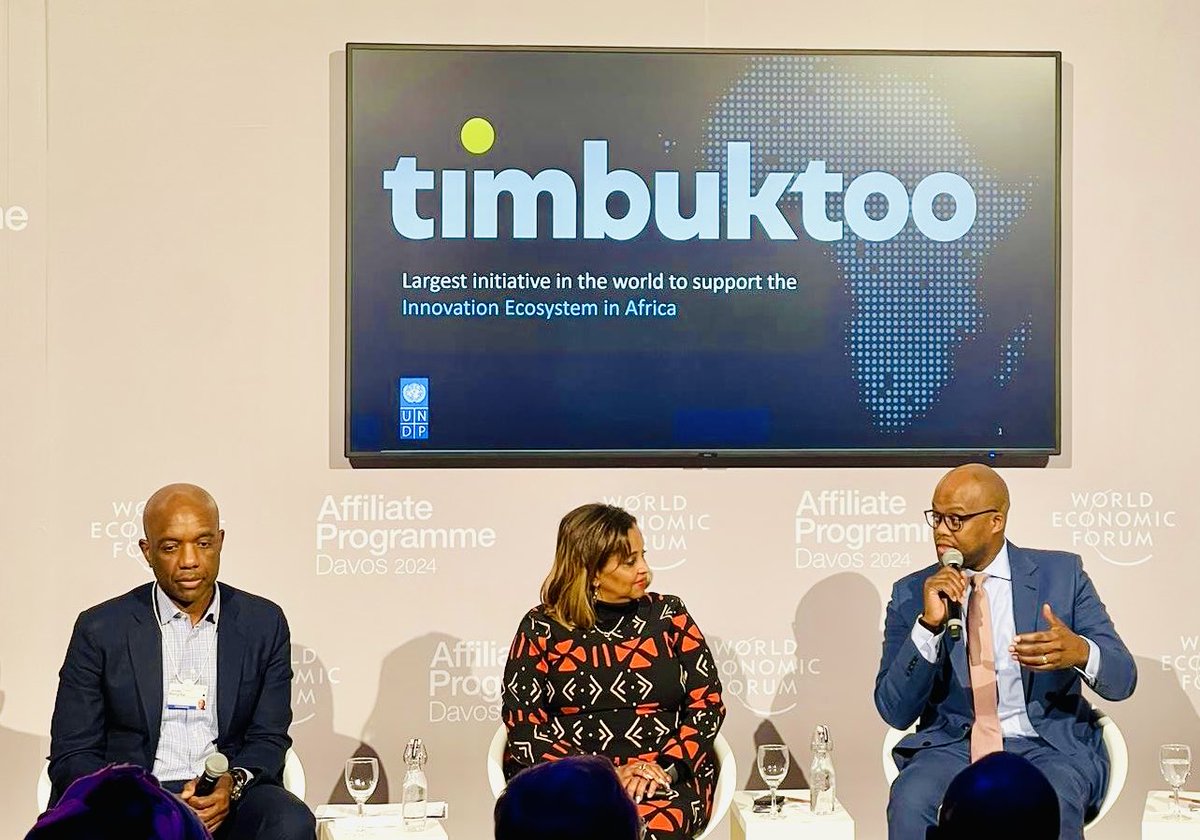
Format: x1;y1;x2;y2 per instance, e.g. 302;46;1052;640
229;768;250;802
917;614;943;634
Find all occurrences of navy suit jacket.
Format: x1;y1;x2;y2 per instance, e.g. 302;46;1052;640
48;583;294;805
874;543;1136;807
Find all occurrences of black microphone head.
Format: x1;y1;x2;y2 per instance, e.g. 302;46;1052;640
941;548;964;569
204;753;229;777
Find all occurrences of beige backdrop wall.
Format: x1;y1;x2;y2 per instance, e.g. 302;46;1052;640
2;1;1197;838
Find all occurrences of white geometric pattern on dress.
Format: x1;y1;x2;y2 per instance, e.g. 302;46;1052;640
509;739;535;766
624;714;672;748
505;670;543;705
569;716;614;751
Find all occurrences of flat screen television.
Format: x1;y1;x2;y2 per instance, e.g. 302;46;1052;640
346;45;1060;465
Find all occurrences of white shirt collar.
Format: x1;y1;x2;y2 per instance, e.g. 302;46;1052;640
154;582;221;626
969;541;1011;582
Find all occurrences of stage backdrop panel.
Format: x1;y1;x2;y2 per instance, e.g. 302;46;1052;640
1;2;1197;839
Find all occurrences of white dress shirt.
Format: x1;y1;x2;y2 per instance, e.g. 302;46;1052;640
910;543;1100;738
152;583;220;781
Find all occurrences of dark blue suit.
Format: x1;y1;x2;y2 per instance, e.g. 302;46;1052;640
875;543;1136;839
49;583;315;839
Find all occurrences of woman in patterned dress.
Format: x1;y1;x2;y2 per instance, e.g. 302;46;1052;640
502;503;726;840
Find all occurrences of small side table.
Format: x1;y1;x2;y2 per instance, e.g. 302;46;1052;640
315;804;448;840
731;790;854;840
1143;791;1200;839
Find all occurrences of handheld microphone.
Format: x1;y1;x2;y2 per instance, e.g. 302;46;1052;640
194;752;229;797
941;549;965;641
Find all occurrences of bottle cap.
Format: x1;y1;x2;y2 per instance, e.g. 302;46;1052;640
404;737;428;766
811;724;832;750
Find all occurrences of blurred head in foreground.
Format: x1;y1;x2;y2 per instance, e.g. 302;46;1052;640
495;754;641;840
930;751;1059;839
27;764;211;840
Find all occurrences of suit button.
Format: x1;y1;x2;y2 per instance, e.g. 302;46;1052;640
922;740;931;746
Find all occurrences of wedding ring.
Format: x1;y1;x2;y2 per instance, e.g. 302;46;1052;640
1041;654;1047;664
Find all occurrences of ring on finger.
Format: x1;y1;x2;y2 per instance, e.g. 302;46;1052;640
1041;654;1047;665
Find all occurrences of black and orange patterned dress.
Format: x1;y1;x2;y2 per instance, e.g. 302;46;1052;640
502;592;726;840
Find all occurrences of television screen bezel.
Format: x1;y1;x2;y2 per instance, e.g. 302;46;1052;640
344;44;1062;468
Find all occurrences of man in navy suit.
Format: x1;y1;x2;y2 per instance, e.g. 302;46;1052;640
48;483;315;839
875;464;1136;840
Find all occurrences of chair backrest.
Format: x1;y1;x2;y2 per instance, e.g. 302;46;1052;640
880;709;1127;833
881;722;914;786
36;762;51;813
1086;711;1126;832
282;747;306;801
37;748;307;812
486;723;509;797
486;726;736;840
692;733;736;840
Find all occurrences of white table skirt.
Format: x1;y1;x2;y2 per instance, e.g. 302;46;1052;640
1143;791;1200;839
315;804;448;840
731;789;854;840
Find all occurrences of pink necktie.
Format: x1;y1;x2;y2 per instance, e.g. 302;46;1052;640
967;573;1003;762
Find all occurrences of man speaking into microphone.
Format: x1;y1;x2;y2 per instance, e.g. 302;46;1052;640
874;464;1135;840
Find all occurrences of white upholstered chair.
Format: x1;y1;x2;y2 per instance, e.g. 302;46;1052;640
880;710;1127;832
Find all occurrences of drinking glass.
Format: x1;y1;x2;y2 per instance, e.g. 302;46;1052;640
756;744;789;818
345;757;379;817
1160;744;1192;820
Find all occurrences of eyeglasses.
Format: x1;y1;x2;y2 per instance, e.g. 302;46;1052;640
924;508;998;531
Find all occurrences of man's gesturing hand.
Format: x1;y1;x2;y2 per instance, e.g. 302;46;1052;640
1011;603;1090;671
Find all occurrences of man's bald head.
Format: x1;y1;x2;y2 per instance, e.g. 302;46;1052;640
931;464;1010;570
935;464;1011;515
142;484;219;539
139;484;223;621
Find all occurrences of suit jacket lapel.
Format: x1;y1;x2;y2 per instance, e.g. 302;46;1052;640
1009;542;1040;700
217;587;244;740
128;586;163;758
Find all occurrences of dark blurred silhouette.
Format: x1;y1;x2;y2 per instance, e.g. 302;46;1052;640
494;755;640;840
929;752;1059;840
25;764;211;840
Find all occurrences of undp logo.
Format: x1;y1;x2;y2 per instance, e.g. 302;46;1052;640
398;377;430;440
402;381;427;404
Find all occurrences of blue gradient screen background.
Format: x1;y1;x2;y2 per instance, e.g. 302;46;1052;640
347;47;1058;458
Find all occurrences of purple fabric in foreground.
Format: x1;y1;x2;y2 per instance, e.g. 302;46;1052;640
26;764;211;840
